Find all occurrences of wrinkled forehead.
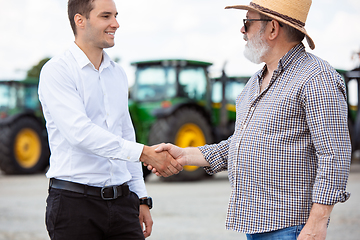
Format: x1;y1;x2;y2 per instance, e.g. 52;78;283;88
246;10;261;18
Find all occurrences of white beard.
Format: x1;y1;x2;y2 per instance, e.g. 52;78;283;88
243;31;270;64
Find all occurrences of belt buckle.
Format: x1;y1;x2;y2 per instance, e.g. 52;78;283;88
101;186;118;200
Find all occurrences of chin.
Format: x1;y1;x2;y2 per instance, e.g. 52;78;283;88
102;42;115;49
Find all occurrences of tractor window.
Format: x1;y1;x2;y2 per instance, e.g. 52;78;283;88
24;85;40;109
348;79;358;107
211;80;247;104
212;81;222;103
0;84;10;109
226;81;246;104
133;66;176;101
0;84;17;109
178;67;207;100
347;78;358;123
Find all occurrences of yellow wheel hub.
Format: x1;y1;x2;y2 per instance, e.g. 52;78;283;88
175;123;206;172
14;128;41;168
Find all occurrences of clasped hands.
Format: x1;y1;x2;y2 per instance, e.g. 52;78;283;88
140;143;186;177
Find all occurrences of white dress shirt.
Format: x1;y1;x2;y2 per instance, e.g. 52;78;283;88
39;42;147;198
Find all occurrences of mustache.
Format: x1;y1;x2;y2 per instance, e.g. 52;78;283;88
243;34;248;41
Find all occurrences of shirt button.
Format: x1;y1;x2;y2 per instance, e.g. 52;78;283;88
127;156;131;160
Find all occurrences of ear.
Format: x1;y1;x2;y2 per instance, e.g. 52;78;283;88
74;13;86;31
268;20;281;41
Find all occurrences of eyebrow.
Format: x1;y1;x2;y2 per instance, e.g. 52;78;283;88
100;11;118;16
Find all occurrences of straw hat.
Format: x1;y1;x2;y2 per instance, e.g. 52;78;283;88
226;0;315;50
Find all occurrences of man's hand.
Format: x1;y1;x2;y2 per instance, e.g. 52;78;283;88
298;203;334;240
298;223;327;240
155;143;188;166
140;145;182;177
145;143;187;176
139;204;153;238
147;143;209;176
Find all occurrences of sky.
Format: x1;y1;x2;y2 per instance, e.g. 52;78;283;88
0;0;359;85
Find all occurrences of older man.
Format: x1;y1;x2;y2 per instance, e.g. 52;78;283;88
153;0;351;239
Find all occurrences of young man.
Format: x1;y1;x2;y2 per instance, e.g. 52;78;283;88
153;0;351;239
39;0;182;239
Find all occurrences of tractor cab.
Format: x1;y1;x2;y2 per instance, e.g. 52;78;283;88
0;78;41;119
130;59;212;103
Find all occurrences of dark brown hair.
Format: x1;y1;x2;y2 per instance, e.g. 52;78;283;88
68;0;95;35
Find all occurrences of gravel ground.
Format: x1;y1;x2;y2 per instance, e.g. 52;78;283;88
0;164;359;240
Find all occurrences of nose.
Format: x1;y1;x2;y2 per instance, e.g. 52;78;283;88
112;17;120;29
241;25;246;34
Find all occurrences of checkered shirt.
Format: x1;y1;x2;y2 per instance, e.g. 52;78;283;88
198;43;351;234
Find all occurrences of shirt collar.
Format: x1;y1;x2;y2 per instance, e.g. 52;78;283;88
256;42;306;80
100;50;114;71
69;42;115;70
278;43;305;71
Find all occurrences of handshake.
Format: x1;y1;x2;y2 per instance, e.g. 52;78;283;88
139;143;209;177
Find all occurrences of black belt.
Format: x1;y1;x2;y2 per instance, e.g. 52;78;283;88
49;178;130;200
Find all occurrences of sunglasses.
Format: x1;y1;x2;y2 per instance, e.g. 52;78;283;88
243;19;272;32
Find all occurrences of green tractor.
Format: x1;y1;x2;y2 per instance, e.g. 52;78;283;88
129;59;249;181
0;78;49;174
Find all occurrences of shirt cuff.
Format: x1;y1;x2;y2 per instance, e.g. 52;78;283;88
128;178;148;199
312;181;351;205
117;140;144;162
198;145;226;175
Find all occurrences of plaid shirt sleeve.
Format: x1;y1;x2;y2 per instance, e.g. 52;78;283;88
198;136;232;175
303;69;351;205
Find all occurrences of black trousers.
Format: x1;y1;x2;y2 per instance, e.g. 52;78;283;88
46;187;145;240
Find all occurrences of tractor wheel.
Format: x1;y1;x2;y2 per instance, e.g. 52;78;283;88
0;117;49;174
148;107;213;181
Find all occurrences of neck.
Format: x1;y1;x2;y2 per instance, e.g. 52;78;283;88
264;41;298;74
74;39;103;70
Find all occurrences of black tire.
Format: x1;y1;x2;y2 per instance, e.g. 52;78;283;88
148;107;213;181
0;117;49;174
